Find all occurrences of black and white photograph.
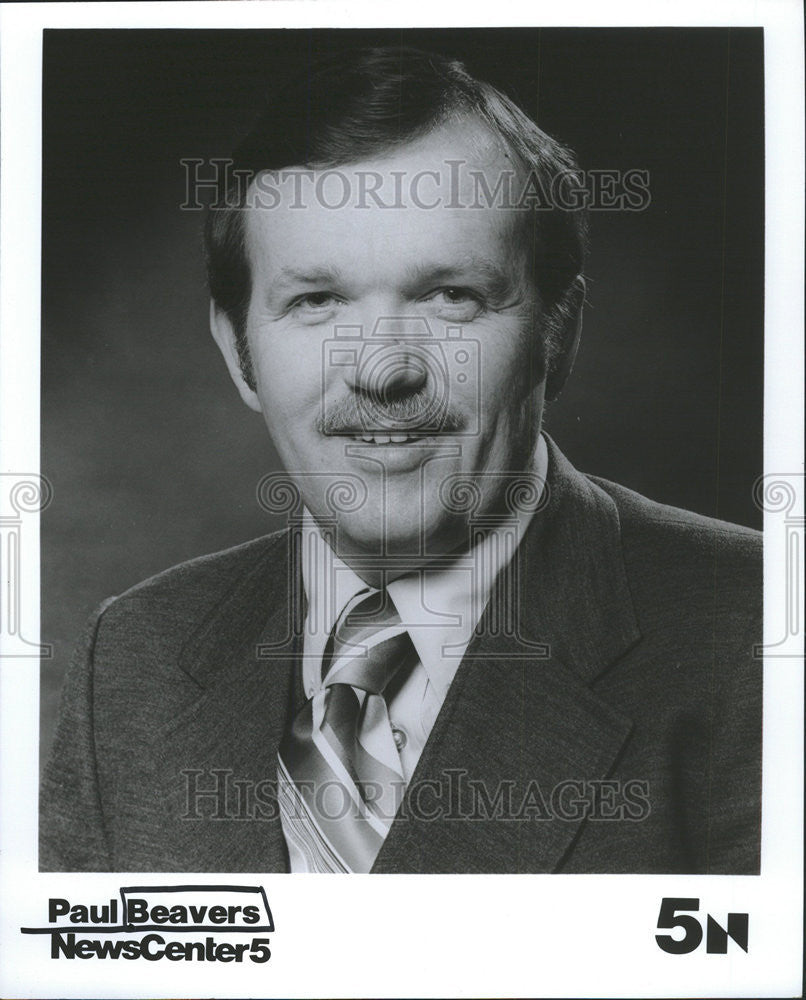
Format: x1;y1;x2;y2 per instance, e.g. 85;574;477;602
0;3;802;998
40;26;764;876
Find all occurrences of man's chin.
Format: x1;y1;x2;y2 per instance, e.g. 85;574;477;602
323;512;467;573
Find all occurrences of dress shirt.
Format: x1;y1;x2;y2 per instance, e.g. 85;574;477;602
298;434;548;783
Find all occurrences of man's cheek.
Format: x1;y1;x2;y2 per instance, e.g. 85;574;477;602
259;401;307;453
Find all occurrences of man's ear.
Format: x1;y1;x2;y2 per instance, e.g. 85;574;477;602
209;300;262;413
545;275;585;402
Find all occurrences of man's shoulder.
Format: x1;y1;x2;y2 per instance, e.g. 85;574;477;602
590;473;760;556
116;529;287;598
544;437;760;574
587;473;761;614
94;529;290;637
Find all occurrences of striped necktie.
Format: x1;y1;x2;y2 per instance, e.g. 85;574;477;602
278;588;418;873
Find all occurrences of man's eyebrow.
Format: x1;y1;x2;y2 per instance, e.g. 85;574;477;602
272;265;344;288
404;257;515;296
269;258;519;298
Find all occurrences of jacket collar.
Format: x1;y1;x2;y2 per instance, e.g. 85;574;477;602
176;435;640;689
372;436;642;872
176;529;305;689
514;434;641;682
167;438;642;873
160;530;305;872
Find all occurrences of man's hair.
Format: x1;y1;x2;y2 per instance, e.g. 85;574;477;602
205;46;588;390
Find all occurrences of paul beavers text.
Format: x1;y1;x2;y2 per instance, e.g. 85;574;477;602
48;896;262;926
45;896;271;963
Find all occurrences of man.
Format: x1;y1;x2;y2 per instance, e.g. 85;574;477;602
41;47;761;874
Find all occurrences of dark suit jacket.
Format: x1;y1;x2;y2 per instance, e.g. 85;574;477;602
40;439;762;873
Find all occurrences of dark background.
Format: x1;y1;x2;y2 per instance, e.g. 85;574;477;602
40;28;764;761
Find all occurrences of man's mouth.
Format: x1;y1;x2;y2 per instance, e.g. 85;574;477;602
343;431;434;444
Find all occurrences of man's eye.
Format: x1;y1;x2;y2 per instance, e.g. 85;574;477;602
438;287;478;303
427;287;485;317
292;292;340;311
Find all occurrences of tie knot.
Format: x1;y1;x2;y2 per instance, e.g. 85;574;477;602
321;589;415;694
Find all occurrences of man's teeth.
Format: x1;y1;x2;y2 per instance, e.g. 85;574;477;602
352;432;422;444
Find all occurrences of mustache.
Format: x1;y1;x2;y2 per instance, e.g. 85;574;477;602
316;390;464;435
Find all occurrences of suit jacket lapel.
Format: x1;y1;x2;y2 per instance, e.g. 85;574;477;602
155;438;641;874
156;530;305;873
373;438;642;873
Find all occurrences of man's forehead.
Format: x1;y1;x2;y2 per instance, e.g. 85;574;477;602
242;119;529;279
244;208;527;291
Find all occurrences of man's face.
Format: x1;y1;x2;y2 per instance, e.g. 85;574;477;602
214;120;555;569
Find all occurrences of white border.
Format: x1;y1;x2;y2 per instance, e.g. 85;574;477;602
1;2;803;997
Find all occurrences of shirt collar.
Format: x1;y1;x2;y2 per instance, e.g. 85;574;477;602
300;434;548;694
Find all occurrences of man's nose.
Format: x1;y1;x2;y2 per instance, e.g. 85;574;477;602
349;318;432;400
352;343;429;400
